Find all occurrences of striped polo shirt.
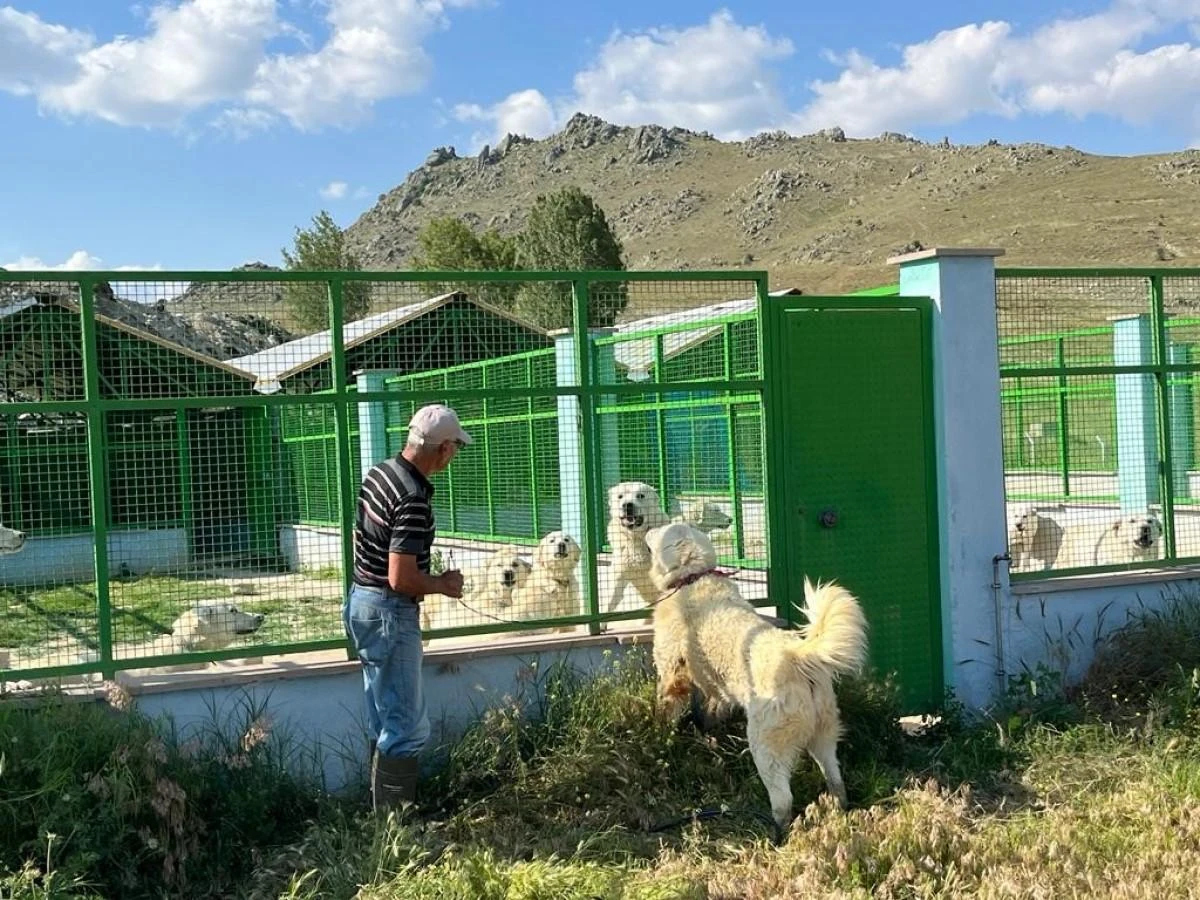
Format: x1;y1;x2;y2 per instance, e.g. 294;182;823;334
352;454;436;591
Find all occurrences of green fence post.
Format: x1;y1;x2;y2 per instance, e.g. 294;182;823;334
327;277;356;627
78;277;115;679
1056;337;1071;497
653;334;669;501
525;355;542;539
574;280;603;634
1015;377;1026;467
481;363;497;536
1169;343;1194;502
723;322;746;561
756;275;793;628
1149;277;1177;558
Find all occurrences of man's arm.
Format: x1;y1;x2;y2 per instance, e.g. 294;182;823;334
388;552;462;598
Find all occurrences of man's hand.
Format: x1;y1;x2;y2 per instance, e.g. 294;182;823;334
439;569;465;599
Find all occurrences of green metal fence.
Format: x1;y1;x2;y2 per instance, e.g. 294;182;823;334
0;270;770;681
997;268;1200;579
274;312;770;562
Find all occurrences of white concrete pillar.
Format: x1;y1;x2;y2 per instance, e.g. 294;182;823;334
889;247;1007;711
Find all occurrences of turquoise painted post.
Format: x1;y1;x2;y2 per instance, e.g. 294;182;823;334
1169;343;1194;500
554;329;618;546
355;371;392;473
1111;314;1158;512
554;330;586;548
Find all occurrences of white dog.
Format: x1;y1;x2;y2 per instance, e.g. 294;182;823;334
1008;504;1065;572
672;499;733;534
166;600;266;653
421;546;532;636
1091;512;1164;566
605;481;670;617
0;523;26;554
646;522;868;828
511;531;582;634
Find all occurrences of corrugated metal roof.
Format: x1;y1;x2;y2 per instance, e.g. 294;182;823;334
227;293;457;393
0;295;257;383
611;288;800;381
227;290;553;393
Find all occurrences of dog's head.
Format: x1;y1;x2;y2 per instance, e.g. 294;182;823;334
608;481;668;534
679;500;733;533
646;522;719;593
485;546;533;599
185;601;266;650
1112;512;1165;552
1008;504;1040;544
534;531;581;576
0;524;26;555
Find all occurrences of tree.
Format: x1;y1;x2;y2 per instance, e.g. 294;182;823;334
513;187;627;329
281;210;370;332
410;217;519;309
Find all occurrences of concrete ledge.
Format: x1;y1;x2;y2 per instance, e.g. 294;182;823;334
112;626;656;696
1010;564;1200;595
887;247;1006;265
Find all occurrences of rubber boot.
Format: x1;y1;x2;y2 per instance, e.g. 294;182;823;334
372;752;419;812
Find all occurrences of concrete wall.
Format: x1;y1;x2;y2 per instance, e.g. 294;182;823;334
126;633;648;793
0;529;190;587
1001;570;1200;689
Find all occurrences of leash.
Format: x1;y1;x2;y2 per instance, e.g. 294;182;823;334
436;549;746;626
648;805;784;845
441;548;523;625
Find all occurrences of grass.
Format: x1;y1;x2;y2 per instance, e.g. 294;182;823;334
0;574;343;654
6;595;1200;898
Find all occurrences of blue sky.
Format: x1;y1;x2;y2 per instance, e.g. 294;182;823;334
1;0;1199;273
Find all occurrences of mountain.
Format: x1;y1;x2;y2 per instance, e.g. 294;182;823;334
344;113;1200;297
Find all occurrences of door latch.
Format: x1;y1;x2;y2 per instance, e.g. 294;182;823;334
819;507;838;529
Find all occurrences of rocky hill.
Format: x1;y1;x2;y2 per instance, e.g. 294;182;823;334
9;114;1200;362
345;113;1200;296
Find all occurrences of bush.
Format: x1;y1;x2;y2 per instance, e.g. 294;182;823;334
0;687;329;898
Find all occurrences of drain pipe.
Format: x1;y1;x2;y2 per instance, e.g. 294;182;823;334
991;552;1011;698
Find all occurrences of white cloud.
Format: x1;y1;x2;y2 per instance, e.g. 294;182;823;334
458;1;1200;146
40;0;279;128
795;22;1019;135
455;11;798;146
2;250;162;271
0;0;485;132
319;180;349;200
454;88;558;145
795;0;1200;135
0;7;92;96
571;10;794;140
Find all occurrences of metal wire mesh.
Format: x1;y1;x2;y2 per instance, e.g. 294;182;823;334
0;270;768;680
997;271;1196;576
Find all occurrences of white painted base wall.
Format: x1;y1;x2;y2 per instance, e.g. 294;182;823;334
0;529;190;587
125;635;648;794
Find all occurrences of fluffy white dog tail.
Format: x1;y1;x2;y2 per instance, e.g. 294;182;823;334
789;578;869;678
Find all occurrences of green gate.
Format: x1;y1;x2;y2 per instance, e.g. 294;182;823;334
762;294;943;710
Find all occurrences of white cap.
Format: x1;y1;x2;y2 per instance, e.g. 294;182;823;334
408;404;473;447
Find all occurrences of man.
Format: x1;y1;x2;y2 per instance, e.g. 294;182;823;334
343;403;470;811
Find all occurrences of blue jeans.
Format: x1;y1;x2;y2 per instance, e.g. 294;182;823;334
343;584;430;759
